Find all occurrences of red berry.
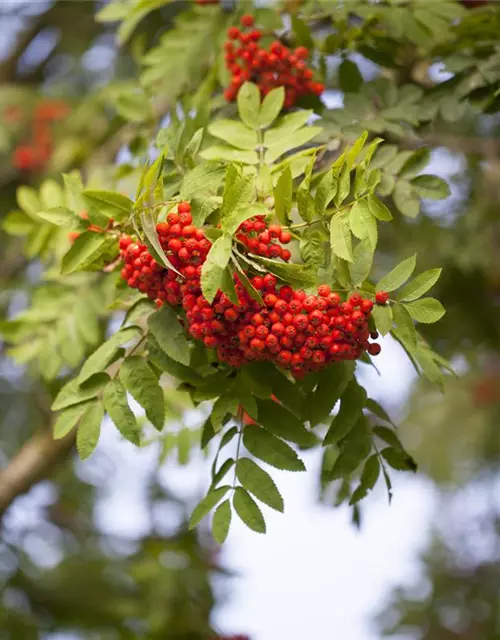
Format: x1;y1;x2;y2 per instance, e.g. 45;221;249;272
361;299;374;313
228;27;240;39
178;201;191;213
317;284;331;298
368;343;382;356
241;14;254;27
167;212;179;224
375;291;389;305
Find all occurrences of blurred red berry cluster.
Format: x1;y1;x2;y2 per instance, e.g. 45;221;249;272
224;15;324;107
6;99;69;173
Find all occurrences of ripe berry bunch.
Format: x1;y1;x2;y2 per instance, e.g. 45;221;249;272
224;15;324;108
118;201;381;378
236;216;292;261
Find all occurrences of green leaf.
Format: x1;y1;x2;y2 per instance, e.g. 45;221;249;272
211;458;235;488
349;239;374;286
392;303;417;346
264;110;313;146
315;171;338;217
411;174;450;200
237;82;261;129
297;154;316;223
211;395;239;433
208;119;258;150
148;306;190;365
53;401;92;440
236;458;284;512
399;148;431;179
83;190;133;221
212;500;232;544
300;227;326;272
367;194;392;221
373;425;405;451
78;326;141;383
259;86;285;128
393;181;420;218
201;145;258;165
328;420;372;479
256;398;316;447
404;298;445;324
140;210;182;276
61;232;109;275
116;90;153;123
350;200;377;249
372;304;393;336
291;14;313;47
349;455;380;505
338;59;363;93
324;381;367;446
103;378;140;445
243;425;305;471
233;487;266;533
221;165;254;218
17;186;40;216
309;362;354;426
274;166;293;225
52;373;110;411
250;256;315;288
201;235;233;303
119;356;165;431
347;131;368;168
2;210;35;236
36;207;82;228
334;165;351;207
330;212;353;262
381;447;417;472
76;401;104;460
376;254;416;292
366;399;394;425
397;268;442;302
180;160;226;199
189;486;232;529
264;126;322;164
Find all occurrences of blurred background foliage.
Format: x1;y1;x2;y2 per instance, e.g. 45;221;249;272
1;0;500;638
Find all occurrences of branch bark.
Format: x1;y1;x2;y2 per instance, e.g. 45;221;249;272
0;430;75;517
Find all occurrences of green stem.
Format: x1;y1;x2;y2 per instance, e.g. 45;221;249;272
232;407;244;490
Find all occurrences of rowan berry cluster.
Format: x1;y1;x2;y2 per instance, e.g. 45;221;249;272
10;99;69;173
236;216;292;260
224;15;324;108
119;201;381;378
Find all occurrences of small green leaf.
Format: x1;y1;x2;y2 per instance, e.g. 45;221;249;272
52;373;110;411
17;186;40;216
243;425;305;472
189;485;232;529
372;304;393;336
309;361;354;426
349;455;380;505
315;171;338;217
381;447;417;472
211;395;239;433
366;399;393;425
334;165;351;207
119;356;165;431
376;254;416;292
208;119;258;150
223;203;263;236
103;378;140;445
367;194;392;221
256;398;316;446
397;268;442;302
350;200;377;249
259;86;285;128
53;401;92;440
300;226;326;273
140;210;182;276
76;401;104;460
323;381;367;446
347;131;368;168
237;82;261;129
411;174;450;200
404;297;446;323
78;327;141;384
392;303;417;346
349;239;374;286
233;487;266;533
180;160;226;199
236;458;284;512
148;306;190;365
201;235;233;303
212;500;232;544
83;190;133;221
393;182;420;218
330;212;353;262
274;165;293;225
36;207;83;228
221;165;253;218
264;109;313;146
373;426;405;451
61;232;110;275
338;59;363;93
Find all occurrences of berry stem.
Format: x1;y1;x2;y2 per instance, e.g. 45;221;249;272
232;406;245;490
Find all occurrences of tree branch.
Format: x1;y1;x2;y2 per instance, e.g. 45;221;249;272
0;430;75;517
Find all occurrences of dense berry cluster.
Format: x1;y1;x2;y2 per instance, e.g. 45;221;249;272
119;201;381;378
224;15;324;107
236;216;292;260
